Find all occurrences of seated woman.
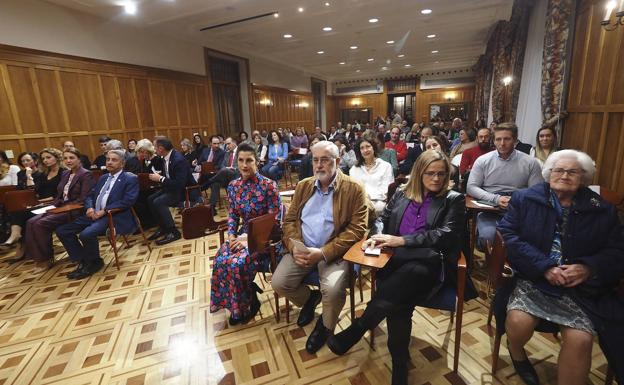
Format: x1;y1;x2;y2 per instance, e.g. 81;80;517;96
253;134;267;166
449;128;477;159
498;149;624;385
298;137;320;181
0;150;20;186
261;130;289;181
328;150;465;385
2;150;62;250
210;143;281;325
529;126;558;168
180;138;197;166
133;139;161;229
333;135;356;175
22;149;94;272
425;137;459;191
349;138;394;215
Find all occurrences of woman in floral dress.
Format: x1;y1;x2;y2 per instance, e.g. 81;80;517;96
210;143;281;325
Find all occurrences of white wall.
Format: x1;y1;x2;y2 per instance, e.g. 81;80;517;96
250;57;314;92
0;0;206;75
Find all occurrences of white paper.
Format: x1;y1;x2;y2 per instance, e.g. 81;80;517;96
588;185;600;194
280;190;296;197
31;205;55;215
471;200;496;208
364;247;381;256
289;238;310;254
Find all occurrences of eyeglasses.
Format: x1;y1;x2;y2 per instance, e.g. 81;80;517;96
312;157;335;164
551;168;583;177
423;171;448;179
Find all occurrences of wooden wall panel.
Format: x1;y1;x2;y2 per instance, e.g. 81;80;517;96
251;85;314;132
333;93;387;123
415;87;475;124
563;0;624;193
325;95;337;128
0;45;214;161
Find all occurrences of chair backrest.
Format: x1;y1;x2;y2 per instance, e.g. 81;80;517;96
386;175;408;202
600;186;624;220
4;190;38;213
247;212;276;254
486;230;509;291
201;162;216;175
181;203;224;239
0;185;17;205
91;169;103;182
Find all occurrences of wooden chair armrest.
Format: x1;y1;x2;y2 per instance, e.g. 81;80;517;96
106;208;124;215
457;251;467;270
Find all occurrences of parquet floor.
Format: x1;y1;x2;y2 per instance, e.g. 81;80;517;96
0;202;613;385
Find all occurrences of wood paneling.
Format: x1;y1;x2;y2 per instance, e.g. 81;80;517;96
251;85;314;132
563;0;624;193
325;95;337;128
332;93;387;123
0;44;214;161
415;86;475;124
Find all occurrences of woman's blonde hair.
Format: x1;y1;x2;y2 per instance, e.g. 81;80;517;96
39;148;64;175
403;149;451;203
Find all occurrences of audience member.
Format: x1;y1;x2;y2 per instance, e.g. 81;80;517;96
261;130;288;181
210;143;281;325
497;150;624;385
298;137;320;180
310;126;327;142
63;141;91;168
459;127;493;175
385;127;408;163
333;136;356;174
180;138;197;165
56;149;139;279
93;136;111;169
203;137;239;210
197;135;225;167
530;126;559;167
23;149;94;272
400;126;432;175
291;127;309;149
193;133;206;156
105;140;141;174
449;128;477;159
0;151;19;186
253;134;267;165
127;139;137;157
467;123;543;248
350;138;394;215
272;141;368;354
328;150;467;385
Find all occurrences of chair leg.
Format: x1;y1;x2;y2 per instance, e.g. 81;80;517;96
453;264;467;373
349;263;356;320
274;292;280;322
492;332;502;373
285;299;290;323
122;235;131;249
358;271;364;302
487;299;495;327
109;234;120;270
132;208;152;253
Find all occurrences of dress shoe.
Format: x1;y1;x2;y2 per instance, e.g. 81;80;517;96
155;231;181;245
297;289;322;327
509;345;540;385
305;316;332;354
240;283;264;325
327;318;366;355
228;314;241;326
69;259;104;280
147;229;164;241
67;264;86;279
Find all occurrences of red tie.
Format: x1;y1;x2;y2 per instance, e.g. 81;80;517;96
229;152;234;167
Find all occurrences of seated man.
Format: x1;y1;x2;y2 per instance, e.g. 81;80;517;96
147;137;198;245
196;135;225;168
202;137;238;210
385;126;408;163
106;139;141;174
459;127;494;176
92;136;111;170
467;122;543;247
272;140;368;354
56;149;139;279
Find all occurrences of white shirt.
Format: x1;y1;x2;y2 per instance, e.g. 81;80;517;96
97;169;123;210
0;165;19;186
349;158;394;201
163;150;172;178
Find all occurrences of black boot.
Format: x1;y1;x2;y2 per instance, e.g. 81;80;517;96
327;318;366;355
241;283;264;325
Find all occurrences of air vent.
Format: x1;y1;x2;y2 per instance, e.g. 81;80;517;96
335;81;383;95
420;76;474;90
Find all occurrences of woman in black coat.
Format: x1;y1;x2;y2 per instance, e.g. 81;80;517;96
327;149;466;385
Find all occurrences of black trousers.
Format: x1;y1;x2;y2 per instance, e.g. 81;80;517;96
147;190;179;232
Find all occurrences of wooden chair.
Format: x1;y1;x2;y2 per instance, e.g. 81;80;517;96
106;207;152;270
181;202;227;244
0;185;17;206
4;190;38;214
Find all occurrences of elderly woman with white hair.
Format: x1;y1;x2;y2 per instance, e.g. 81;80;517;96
496;149;624;385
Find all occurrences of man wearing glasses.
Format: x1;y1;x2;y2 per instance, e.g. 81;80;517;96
272;140;369;354
467;123;543;248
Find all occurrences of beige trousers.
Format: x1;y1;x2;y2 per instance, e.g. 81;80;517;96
271;253;349;330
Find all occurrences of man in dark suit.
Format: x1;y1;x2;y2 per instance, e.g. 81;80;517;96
399;126;431;175
56;149;139;279
202;137;238;210
92;136;111;170
196;135;225;167
147;137;198;245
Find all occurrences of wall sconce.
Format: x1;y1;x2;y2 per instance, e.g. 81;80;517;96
502;76;513;86
444;91;457;102
259;98;273;106
350;98;361;107
602;0;624;30
297;101;309;108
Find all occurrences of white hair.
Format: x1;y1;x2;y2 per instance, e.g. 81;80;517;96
311;140;340;159
105;139;124;151
136;139;155;155
542;149;595;185
106;149;126;162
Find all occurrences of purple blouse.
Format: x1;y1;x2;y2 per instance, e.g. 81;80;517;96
398;195;433;236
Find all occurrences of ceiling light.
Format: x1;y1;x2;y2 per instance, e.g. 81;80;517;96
323;27;332;31
381;66;388;70
289;89;297;92
368;18;379;23
317;50;325;54
427;34;436;38
431;50;439;53
283;34;292;38
397;54;405;58
435;61;439;63
273;12;279;18
350;45;358;50
356;69;361;72
421;9;432;14
404;64;411;67
339;62;346;65
367;58;374;62
298;7;304;12
122;1;137;15
386;40;395;44
324;2;330;6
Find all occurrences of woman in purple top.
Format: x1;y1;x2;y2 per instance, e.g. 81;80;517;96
327;150;466;385
290;127;309;149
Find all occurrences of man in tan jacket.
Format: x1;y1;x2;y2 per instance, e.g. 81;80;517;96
272;141;368;354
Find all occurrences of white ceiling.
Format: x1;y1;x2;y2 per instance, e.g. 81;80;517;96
43;0;513;81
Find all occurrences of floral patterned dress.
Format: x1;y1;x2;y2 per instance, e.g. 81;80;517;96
209;172;281;318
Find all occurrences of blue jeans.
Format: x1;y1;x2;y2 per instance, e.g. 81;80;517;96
476;212;504;249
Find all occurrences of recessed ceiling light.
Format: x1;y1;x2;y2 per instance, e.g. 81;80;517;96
397;54;405;58
404;64;411;67
324;2;330;6
435;61;440;63
421;9;432;14
431;50;439;53
339;62;346;65
356;69;361;72
367;58;374;62
386;40;395;44
350;45;358;50
273;12;279;18
368;18;379;23
381;66;388;70
427;34;436;38
323;27;332;31
317;50;325;54
123;1;137;14
298;7;304;12
283;34;293;38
